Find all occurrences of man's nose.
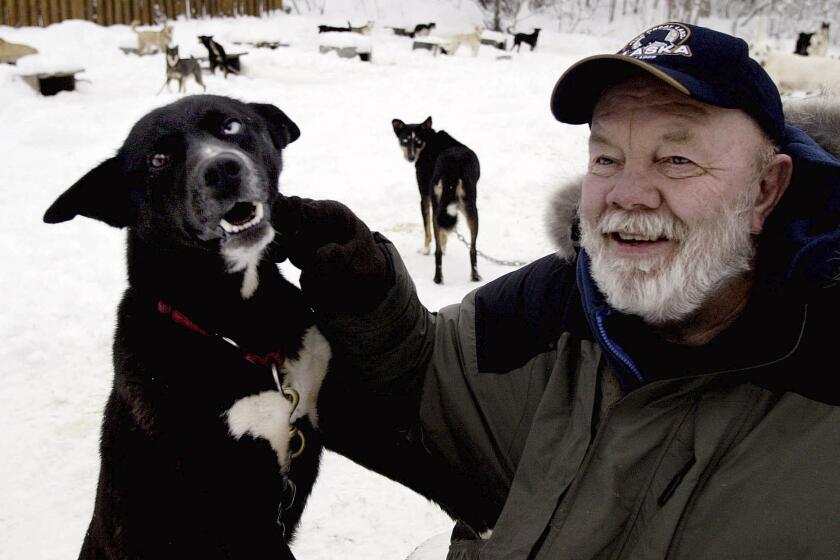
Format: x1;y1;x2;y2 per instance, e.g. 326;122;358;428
605;165;661;210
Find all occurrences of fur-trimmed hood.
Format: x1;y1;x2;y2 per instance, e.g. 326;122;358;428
545;96;840;298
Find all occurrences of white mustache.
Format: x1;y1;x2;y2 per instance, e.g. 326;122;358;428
595;210;689;242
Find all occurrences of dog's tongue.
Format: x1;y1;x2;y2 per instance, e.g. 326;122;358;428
224;202;256;226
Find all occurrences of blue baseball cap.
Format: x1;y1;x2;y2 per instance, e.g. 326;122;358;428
550;22;785;143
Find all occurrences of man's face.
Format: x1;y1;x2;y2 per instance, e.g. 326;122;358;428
579;76;771;325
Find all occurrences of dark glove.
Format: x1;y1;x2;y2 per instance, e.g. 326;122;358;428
270;195;394;314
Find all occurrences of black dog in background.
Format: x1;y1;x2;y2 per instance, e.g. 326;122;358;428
413;22;436;37
199;35;238;77
511;27;541;51
794;22;830;56
392;117;481;284
44;95;327;559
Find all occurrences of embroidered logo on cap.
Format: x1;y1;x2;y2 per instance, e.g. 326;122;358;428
619;23;692;59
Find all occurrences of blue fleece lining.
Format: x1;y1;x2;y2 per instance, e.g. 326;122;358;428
577;251;646;390
760;125;840;294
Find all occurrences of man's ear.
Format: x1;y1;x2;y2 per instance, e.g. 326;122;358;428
751;153;793;234
248;103;301;149
392;118;405;134
421;116;433;129
43;157;135;228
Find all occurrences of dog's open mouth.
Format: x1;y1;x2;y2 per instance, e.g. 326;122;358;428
220;202;264;234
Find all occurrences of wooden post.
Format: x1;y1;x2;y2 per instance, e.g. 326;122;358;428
143;0;152;24
7;0;15;26
17;0;29;26
51;0;60;21
59;0;69;20
3;0;10;25
29;0;39;25
104;0;112;25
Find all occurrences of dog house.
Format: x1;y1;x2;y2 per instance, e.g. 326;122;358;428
21;68;85;95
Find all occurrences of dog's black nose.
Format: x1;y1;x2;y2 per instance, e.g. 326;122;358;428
204;155;243;192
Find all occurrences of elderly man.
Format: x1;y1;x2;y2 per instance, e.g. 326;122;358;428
274;23;840;559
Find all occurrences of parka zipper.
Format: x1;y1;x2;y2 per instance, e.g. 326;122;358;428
595;308;645;384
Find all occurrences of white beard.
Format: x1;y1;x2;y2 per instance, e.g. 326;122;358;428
580;196;756;325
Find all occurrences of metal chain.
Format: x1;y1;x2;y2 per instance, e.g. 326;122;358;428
454;231;530;267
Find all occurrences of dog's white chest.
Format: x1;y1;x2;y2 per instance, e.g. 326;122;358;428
224;326;331;470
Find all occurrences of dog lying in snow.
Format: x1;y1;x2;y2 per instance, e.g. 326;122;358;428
750;44;840;94
0;37;38;64
348;20;375;35
44;95;326;560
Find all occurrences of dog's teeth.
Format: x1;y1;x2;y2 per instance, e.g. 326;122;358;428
220;203;263;235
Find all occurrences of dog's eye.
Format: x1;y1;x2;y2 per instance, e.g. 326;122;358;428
149;154;170;168
223;119;244;135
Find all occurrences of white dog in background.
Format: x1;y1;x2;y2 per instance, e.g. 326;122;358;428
808;23;831;56
751;43;840;94
446;26;483;56
131;20;173;54
348;20;375;35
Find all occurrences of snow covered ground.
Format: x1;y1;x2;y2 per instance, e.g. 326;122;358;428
0;2;769;558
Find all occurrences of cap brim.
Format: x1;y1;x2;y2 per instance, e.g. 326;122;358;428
550;54;692;124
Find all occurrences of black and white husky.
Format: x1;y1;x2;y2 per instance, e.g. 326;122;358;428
795;22;830;56
198;35;238;77
43;95;325;560
159;45;206;94
392;116;481;284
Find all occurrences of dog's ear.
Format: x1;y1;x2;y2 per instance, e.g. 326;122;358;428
43;157;135;228
421;116;433;129
392;119;405;134
249;103;301;149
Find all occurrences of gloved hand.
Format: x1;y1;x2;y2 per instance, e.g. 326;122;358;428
270;195;393;314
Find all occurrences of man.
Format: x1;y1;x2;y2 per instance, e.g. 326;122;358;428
273;23;840;559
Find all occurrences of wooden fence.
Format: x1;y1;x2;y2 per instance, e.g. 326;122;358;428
1;0;283;27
